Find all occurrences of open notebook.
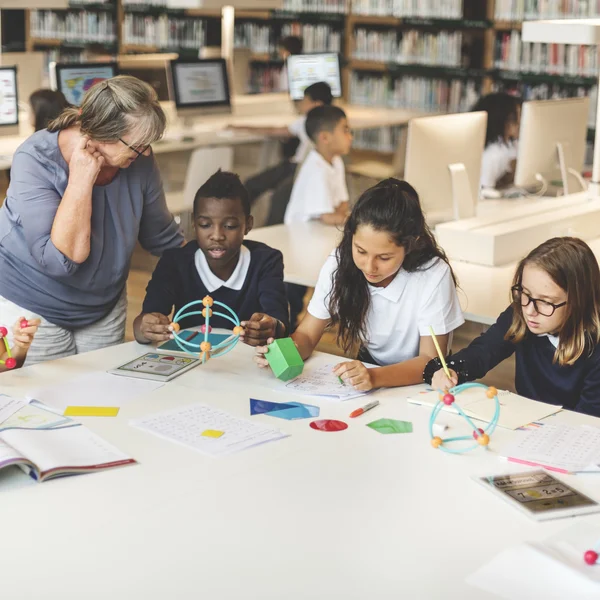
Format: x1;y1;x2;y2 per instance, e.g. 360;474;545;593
0;425;135;483
407;387;562;430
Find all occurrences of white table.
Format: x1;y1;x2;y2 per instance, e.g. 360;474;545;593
1;341;600;599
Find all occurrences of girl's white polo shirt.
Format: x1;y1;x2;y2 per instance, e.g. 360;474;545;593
307;253;465;365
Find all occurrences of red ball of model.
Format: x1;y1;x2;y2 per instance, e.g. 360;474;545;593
0;327;7;338
584;550;599;565
442;393;455;406
473;428;485;440
4;357;17;370
20;319;28;329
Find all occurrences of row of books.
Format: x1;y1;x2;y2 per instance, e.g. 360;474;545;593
493;80;598;127
495;31;600;77
234;22;342;55
352;126;404;153
350;71;481;113
122;14;205;49
495;0;600;20
281;0;348;13
30;10;116;43
281;23;342;52
391;0;463;17
353;29;462;67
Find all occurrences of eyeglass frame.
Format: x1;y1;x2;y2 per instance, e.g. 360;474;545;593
511;285;567;317
118;138;150;158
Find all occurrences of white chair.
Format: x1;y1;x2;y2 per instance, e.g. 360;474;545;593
165;146;234;235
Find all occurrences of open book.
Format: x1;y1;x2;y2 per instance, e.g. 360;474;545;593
0;425;135;483
407;387;562;430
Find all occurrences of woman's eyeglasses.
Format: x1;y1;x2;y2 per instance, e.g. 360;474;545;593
511;285;566;317
118;138;150;158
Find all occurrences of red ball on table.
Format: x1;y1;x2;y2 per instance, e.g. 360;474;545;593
4;357;17;369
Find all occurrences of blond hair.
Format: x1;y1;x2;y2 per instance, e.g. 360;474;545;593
48;75;166;147
506;237;600;366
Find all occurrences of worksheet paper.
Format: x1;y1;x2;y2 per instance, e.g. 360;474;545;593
467;523;600;598
407;387;562;430
130;403;288;457
282;364;370;401
500;424;600;473
26;372;163;414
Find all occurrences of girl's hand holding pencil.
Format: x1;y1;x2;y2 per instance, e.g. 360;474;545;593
431;368;458;391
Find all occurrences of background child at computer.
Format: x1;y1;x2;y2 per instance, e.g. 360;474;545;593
472;92;522;191
29;89;69;132
284;104;352;226
134;171;289;347
277;35;303;92
427;237;600;417
0;317;41;372
256;179;465;390
239;82;334;205
283;104;353;330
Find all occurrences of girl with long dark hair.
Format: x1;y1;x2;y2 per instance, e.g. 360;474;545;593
255;178;464;391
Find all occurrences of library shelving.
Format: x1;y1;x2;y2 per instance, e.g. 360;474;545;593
0;0;597;153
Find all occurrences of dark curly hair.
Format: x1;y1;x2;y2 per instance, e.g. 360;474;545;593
327;179;457;354
193;169;250;216
471;92;522;147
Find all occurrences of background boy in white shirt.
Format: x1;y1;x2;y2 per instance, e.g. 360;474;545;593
284;104;353;225
284;104;353;330
237;82;334;206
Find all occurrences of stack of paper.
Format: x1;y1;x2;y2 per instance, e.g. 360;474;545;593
130;403;288;457
500;424;600;473
26;372;163;415
283;364;370;401
408;387;562;430
468;523;600;598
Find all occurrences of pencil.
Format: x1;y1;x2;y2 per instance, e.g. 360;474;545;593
428;326;451;379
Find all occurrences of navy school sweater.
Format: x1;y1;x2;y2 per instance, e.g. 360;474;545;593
424;306;600;417
142;240;290;333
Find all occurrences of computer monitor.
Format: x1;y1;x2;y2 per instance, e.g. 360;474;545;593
51;62;117;107
0;66;19;136
170;58;231;123
515;97;590;195
286;53;342;101
118;53;177;103
0;52;44;109
404;111;488;224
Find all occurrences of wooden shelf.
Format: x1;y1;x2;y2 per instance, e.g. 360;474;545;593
494;20;522;31
348;14;401;27
30;37;117;49
348;59;388;72
120;43;158;53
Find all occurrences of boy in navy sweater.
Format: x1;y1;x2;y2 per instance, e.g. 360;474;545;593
134;171;289;347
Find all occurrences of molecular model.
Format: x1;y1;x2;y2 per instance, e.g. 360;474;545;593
0;320;28;370
429;382;500;453
584;545;600;566
169;296;243;364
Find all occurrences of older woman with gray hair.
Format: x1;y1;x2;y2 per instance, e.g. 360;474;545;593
0;75;183;364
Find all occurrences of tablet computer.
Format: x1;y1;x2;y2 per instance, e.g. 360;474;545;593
475;470;600;521
109;353;200;382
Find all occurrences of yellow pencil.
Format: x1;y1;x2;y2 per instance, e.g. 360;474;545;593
428;326;451;379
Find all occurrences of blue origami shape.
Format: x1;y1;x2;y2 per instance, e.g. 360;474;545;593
249;399;320;420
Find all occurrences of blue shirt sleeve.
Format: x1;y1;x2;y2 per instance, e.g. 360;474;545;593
575;352;600;417
138;155;184;256
9;151;81;277
257;249;290;334
141;251;179;317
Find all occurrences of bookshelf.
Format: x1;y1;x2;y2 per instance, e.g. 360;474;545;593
1;0;598;152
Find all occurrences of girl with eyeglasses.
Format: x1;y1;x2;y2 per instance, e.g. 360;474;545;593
425;237;600;417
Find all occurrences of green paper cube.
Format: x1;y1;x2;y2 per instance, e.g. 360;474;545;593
266;338;304;381
367;418;413;434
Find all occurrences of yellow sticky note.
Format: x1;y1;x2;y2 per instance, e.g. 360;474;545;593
201;429;224;439
64;406;120;417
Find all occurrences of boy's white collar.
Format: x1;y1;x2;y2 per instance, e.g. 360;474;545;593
194;245;251;293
